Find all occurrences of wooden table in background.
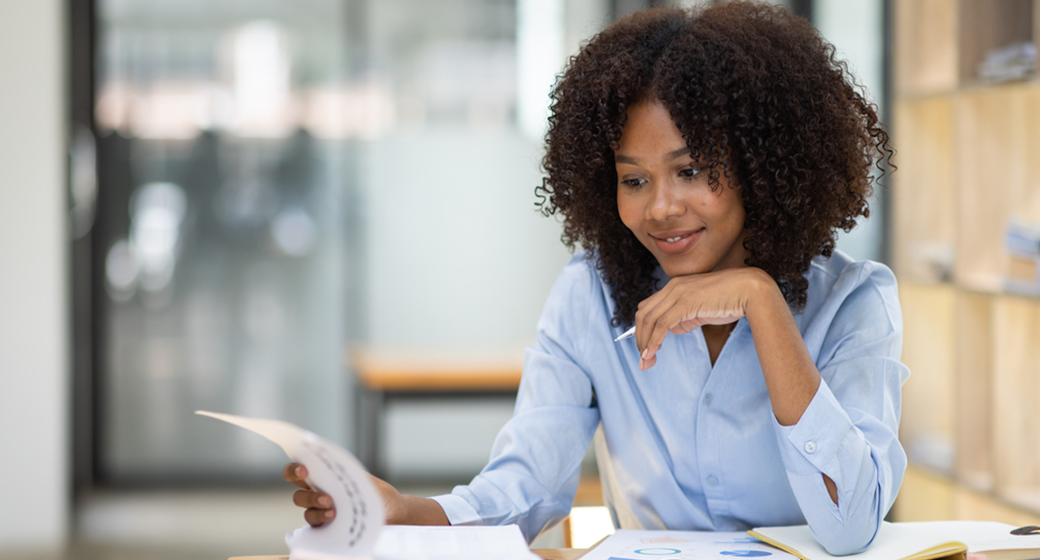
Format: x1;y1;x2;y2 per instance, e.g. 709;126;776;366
350;345;525;476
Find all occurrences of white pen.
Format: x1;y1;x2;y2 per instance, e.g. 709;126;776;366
614;326;636;342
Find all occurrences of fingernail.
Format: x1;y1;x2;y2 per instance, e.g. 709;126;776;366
296;466;305;477
325;509;335;519
641;348;649;360
319;495;331;507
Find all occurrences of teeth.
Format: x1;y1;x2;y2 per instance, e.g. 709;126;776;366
666;236;684;242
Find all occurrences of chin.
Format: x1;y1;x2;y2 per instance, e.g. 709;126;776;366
659;258;713;278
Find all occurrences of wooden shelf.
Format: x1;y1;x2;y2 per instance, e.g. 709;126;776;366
898;283;956;474
894;0;1040;523
958;0;1035;87
894;0;958;96
895;465;1040;525
892;98;957;282
955;84;1040;291
954;291;994;491
991;295;1040;500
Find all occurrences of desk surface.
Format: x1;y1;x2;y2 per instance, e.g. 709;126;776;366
229;549;588;560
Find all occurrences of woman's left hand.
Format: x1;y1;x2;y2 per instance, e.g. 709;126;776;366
634;267;770;370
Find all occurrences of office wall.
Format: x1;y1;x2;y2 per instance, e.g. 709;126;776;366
0;0;70;553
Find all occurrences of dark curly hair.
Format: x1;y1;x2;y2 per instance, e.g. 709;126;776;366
536;1;893;328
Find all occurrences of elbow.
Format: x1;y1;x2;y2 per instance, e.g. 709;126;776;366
819;535;872;557
814;516;879;556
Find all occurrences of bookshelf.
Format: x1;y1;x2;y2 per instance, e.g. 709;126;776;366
892;0;1040;524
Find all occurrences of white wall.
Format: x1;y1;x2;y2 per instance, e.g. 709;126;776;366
0;0;70;554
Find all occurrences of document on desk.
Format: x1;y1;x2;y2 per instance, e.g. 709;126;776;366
579;529;797;560
196;411;539;560
373;525;538;560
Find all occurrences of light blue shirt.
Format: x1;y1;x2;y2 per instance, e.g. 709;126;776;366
432;250;908;555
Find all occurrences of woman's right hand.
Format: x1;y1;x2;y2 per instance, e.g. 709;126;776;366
283;462;336;527
283;462;450;526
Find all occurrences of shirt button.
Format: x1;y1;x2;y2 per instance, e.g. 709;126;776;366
703;393;713;405
707;476;719;487
804;441;817;454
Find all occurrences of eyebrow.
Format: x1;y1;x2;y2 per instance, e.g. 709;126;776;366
615;147;691;165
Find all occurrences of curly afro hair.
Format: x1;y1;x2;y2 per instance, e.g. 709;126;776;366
536;1;892;328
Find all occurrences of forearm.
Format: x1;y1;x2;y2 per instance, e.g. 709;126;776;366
743;269;821;427
396;494;450;525
743;270;840;504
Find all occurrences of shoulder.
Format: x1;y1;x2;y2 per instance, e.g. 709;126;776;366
540;250;615;328
800;250;903;360
804;250;899;314
546;251;606;304
533;250;618;365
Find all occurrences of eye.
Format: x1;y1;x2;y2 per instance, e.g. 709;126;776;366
679;167;702;179
620;177;647;189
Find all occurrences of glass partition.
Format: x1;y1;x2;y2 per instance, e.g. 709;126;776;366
93;0;607;483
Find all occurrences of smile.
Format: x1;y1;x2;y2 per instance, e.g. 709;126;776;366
650;229;702;255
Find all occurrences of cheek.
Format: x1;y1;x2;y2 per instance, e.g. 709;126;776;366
616;191;642;232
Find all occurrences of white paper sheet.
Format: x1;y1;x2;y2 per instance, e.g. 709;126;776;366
197;411;541;560
196;411;384;560
579;529;797;560
373;525;540;560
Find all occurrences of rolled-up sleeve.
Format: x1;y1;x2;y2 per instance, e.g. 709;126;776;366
773;262;909;555
430;255;602;542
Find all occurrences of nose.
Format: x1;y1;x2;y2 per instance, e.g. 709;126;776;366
646;181;685;221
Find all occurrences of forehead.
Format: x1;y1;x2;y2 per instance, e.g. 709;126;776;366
615;100;687;154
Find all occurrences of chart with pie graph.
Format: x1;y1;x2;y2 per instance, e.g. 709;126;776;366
580;530;797;560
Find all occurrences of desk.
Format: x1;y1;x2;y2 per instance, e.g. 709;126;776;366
229;550;588;560
350;346;525;476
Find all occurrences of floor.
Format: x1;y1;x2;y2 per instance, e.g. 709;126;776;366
5;485;567;560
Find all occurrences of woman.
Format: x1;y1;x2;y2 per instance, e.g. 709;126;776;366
286;2;906;555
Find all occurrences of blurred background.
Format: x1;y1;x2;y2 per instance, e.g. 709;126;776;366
16;0;1040;559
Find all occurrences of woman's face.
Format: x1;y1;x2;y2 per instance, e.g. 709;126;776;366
615;99;749;278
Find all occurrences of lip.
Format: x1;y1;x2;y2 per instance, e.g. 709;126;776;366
649;228;702;255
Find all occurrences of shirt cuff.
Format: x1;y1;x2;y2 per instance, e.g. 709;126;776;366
430;493;483;526
773;378;858;477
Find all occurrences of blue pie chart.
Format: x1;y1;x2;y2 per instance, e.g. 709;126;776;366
720;551;772;557
634;548;681;555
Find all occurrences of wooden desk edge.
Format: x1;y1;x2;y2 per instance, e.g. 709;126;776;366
357;369;522;391
229;549;589;560
349;347;524;392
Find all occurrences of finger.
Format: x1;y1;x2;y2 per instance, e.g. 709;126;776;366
305;506;336;527
634;284;673;350
293;489;333;509
641;305;694;369
283;463;312;490
637;294;674;358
